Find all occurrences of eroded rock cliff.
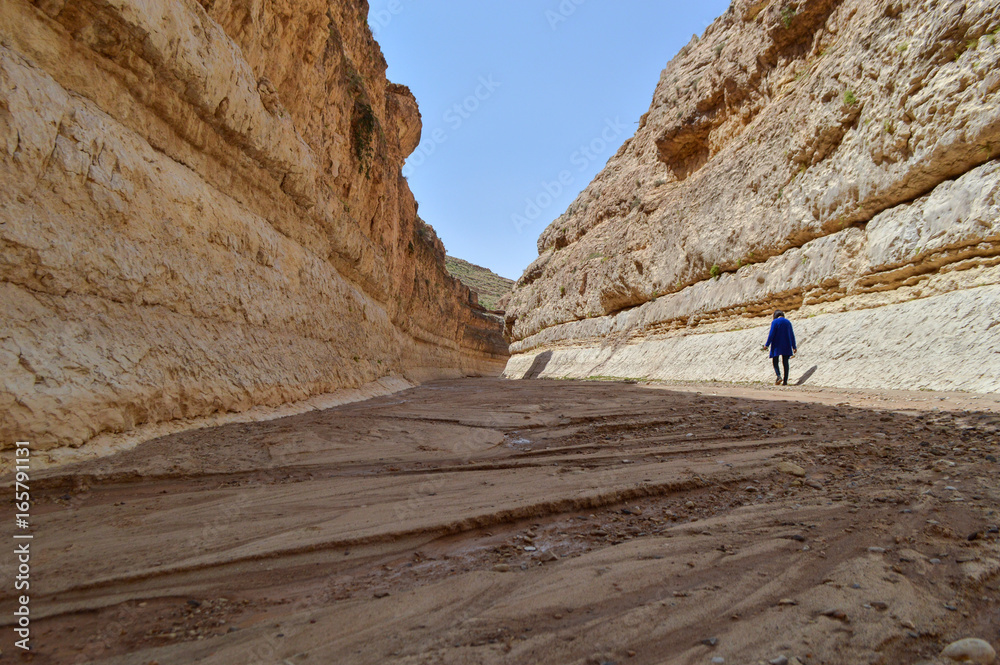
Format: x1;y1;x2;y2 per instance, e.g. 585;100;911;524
0;0;507;452
505;0;1000;391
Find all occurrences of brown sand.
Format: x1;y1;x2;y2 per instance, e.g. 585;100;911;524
5;378;999;664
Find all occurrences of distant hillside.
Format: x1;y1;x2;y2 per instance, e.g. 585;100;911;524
445;256;514;311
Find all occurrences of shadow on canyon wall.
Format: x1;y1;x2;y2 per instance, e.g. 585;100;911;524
521;351;553;379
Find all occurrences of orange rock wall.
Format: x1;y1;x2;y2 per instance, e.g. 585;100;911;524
0;0;507;450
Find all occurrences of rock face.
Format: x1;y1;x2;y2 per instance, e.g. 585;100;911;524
504;0;1000;391
0;0;507;451
940;638;997;664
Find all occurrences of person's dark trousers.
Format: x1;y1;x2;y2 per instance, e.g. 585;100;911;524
772;355;790;385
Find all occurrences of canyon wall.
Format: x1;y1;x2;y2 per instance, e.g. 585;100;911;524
505;0;1000;392
0;0;507;452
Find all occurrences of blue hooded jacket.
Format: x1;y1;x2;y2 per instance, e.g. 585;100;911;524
765;317;796;358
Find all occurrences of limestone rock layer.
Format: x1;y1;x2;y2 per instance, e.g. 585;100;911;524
0;0;507;451
505;0;1000;391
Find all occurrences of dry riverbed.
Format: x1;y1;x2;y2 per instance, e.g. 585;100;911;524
5;378;1000;664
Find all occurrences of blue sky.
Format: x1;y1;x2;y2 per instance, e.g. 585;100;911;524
369;1;731;280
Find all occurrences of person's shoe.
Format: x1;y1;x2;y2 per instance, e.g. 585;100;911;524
783;381;788;386
775;377;782;385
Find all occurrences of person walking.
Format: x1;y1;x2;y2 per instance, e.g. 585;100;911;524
763;310;797;386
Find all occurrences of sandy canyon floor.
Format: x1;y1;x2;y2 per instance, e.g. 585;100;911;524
6;378;1000;665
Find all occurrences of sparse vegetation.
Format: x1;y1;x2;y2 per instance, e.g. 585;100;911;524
560;286;566;296
710;263;721;280
584;375;646;383
843;89;859;106
586;252;605;261
351;101;378;175
780;5;796;28
444;256;515;311
897;42;909;54
884;119;895;134
414;217;438;246
343;57;383;178
345;66;364;95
